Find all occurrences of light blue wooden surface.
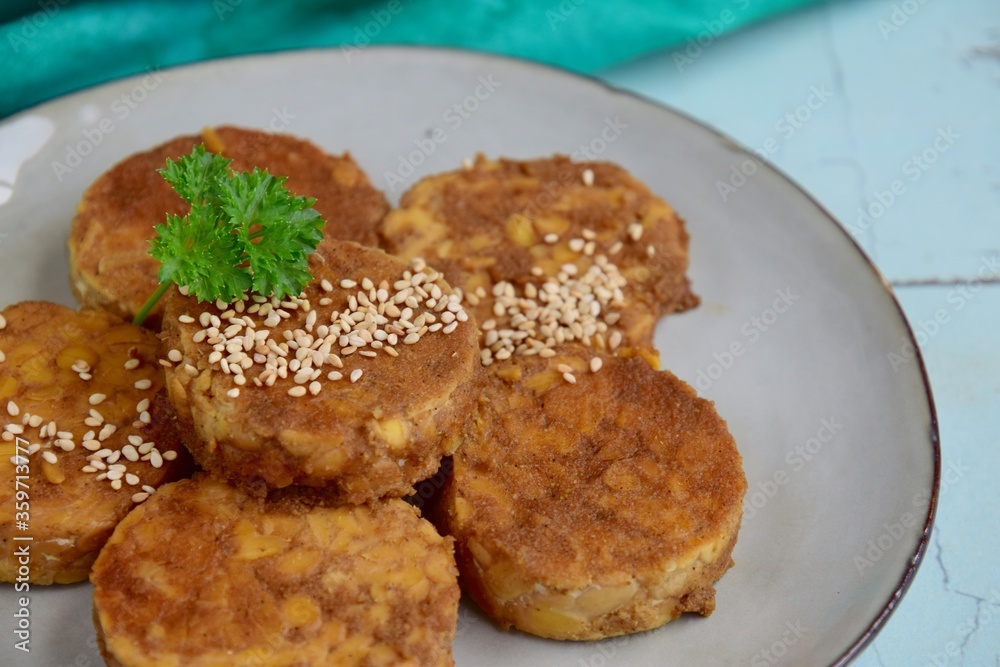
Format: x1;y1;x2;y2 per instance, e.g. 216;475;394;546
603;0;999;664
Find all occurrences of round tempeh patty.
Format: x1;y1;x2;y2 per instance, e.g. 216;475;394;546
160;241;482;503
69;125;389;329
0;302;191;584
379;155;698;353
436;347;746;640
91;475;460;667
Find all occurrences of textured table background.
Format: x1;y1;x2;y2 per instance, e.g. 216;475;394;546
603;0;999;664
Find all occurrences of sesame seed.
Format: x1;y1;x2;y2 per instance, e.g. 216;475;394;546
123;358;140;370
590;357;603;373
134;379;152;390
6;401;17;417
628;222;643;241
544;233;559;244
350;369;363;383
308;381;321;395
340;279;357;289
167;349;183;363
287;386;307;397
569;238;585;252
125;473;140;486
4;423;23;434
582;169;594;186
227;388;240;399
0;314;5;330
162;450;178;461
150;450;163;468
320;279;334;292
82;440;101;451
563;372;577;384
178;315;195;324
122;445;139;462
88;393;106;405
28;415;42;428
139;411;151;424
131;492;150;503
99;424;116;441
556;364;574;374
110;479;122;490
42;451;58;464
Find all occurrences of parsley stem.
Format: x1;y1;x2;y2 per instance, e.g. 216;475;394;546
133;281;172;326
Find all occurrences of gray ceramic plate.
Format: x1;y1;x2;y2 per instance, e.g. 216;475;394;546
0;48;938;666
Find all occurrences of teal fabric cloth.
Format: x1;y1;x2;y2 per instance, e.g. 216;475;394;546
1;0;821;119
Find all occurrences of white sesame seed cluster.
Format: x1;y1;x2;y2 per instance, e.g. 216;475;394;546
164;257;470;398
466;254;628;373
2;356;176;505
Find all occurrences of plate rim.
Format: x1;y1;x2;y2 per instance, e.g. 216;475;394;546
1;44;941;666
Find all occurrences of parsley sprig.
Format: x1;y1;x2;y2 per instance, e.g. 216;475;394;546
133;146;325;325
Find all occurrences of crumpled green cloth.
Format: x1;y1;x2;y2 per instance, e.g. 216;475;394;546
1;0;820;118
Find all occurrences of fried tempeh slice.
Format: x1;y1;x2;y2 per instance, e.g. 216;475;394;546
0;302;191;584
160;241;482;503
436;347;746;640
379;155;698;352
69;125;389;329
92;475;460;667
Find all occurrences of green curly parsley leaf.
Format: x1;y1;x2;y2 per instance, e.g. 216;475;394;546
133;145;325;325
220;169;324;300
